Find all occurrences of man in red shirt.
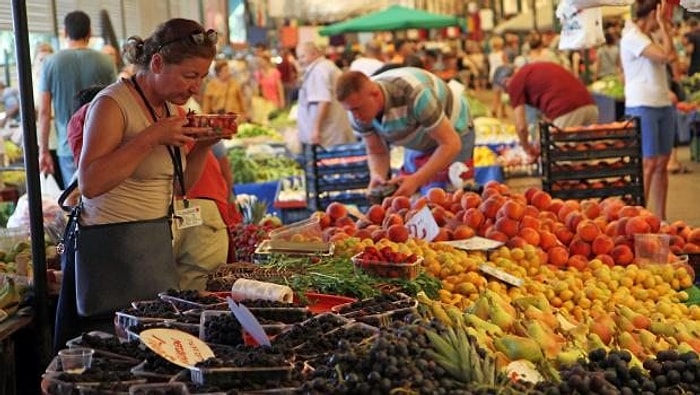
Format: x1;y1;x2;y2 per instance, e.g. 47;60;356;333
493;63;599;155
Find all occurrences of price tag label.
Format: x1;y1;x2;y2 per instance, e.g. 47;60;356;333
440;236;504;251
479;264;524;287
140;328;215;368
405;206;439;241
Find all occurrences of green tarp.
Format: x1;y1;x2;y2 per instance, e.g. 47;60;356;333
318;5;461;36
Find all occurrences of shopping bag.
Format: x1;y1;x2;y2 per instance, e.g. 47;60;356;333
558;7;605;50
40;173;63;200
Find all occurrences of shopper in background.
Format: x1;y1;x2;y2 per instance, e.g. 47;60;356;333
295;41;354;147
277;47;299;107
0;82;20;128
38;10;117;184
620;0;676;219
350;40;385;77
683;17;700;76
254;52;285;110
54;17;218;350
492;63;599;156
336;68;474;197
595;33;622;80
488;35;508;118
202;59;248;119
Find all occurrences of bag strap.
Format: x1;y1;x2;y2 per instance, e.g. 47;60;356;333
58;178;79;212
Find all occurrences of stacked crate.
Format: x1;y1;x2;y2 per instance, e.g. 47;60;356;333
539;118;644;206
303;143;371;212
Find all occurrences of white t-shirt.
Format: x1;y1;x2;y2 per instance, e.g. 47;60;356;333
296;58;354;147
350;57;384;76
620;19;671;108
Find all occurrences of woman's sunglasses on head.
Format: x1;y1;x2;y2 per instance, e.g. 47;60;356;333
158;29;218;52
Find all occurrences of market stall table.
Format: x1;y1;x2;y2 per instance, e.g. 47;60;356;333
0;314;33;395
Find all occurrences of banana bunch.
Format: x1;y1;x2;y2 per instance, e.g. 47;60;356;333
425;324;500;386
0;277;20;314
418;292;502;386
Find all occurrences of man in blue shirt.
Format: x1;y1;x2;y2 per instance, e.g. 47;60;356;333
0;82;20;128
38;10;116;184
336;68;474;197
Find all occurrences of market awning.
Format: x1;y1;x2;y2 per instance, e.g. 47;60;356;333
318;5;462;36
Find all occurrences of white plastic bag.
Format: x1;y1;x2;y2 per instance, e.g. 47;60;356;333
558;7;605;50
40;173;62;200
681;0;700;11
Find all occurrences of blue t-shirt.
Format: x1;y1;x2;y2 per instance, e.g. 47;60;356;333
351;67;471;158
1;87;20;121
39;48;116;157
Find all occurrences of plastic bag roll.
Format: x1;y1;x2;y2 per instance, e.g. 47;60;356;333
230;278;294;303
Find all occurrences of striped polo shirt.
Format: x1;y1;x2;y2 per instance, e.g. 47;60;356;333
351;67;471;154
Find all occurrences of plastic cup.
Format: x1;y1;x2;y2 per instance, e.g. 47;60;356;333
58;347;94;374
634;233;670;265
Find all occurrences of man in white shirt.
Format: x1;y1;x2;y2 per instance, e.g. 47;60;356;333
350;41;385;76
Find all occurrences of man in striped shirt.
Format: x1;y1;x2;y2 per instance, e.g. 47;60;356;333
336;68;474;197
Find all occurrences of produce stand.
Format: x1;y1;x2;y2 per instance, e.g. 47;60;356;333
540;118;645;205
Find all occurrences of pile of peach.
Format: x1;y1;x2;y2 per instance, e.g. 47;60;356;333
316;182;699;270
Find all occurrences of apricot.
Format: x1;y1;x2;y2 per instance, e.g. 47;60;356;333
382;213;404;228
495;216;519;238
341;225;357;236
463;208;486;230
371;229;387;242
519;227;541;246
618;205;641;218
683;242;700;253
506;236;528;249
595;254;615;267
411;196;428;210
554;225;575;246
335;216;356;229
524;186;540;204
519;215;541;231
580;200;601;220
426;187;448;206
523;205;540;219
500;200;526;221
548;245;570;267
485;228;508;243
624;216;651;236
643;215;661;233
610;244;634;266
688;228;700;244
391;196;411;212
539;230;559;251
557;204;577;223
325;202;347;221
565;211;584;233
387;224;410;243
433;227;451;242
460;192;482;210
546;198;565;214
313;212;332;229
567;254;589;271
366;204;386;225
569;236;592;258
576;219;601;242
354;229;373;240
538;210;558;224
479;196;505;220
591;234;615;255
531;190;553;210
453;224;476;240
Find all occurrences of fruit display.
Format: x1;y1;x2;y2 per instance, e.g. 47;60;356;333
234;122;284;141
227;146;302;184
589;75;625;100
41;178;700;393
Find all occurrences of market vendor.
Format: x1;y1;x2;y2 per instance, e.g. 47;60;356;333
336;68;474;197
492;63;599;156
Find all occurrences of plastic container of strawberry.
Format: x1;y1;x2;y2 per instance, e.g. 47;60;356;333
351;253;422;280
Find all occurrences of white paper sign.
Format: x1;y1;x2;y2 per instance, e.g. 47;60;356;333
440;236;505;251
479;264;524;287
140;328;214;369
405;206;440;241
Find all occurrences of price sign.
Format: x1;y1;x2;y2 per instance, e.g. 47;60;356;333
405;206;440;241
140;328;214;368
479;264;524;287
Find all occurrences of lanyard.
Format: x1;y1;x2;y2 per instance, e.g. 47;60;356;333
131;76;189;208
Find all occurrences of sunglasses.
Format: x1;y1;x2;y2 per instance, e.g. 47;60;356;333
157;29;218;52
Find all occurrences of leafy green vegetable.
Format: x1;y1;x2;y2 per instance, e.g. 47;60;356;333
227;147;302;184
